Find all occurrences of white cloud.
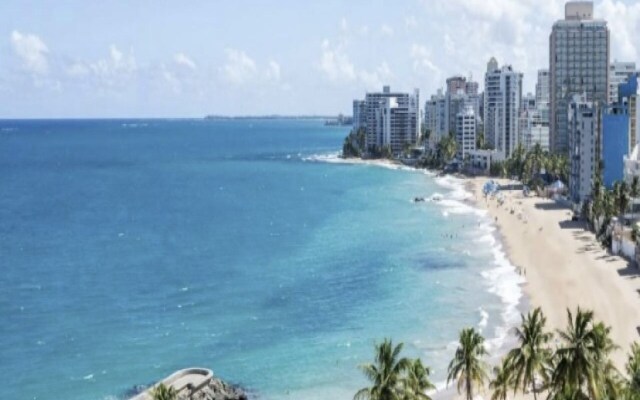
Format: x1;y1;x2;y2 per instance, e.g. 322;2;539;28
319;39;393;89
359;62;394;89
161;65;182;94
220;48;257;84
340;17;348;32
66;63;90;77
405;16;418;30
597;0;640;62
444;34;456;56
11;30;49;75
319;39;356;82
265;60;281;81
410;44;440;74
381;24;394;37
174;53;197;70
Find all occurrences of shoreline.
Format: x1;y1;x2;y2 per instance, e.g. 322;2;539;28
308;155;529;398
466;176;640;371
309;153;640;398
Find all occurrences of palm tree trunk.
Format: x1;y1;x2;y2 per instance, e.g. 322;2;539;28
467;376;472;400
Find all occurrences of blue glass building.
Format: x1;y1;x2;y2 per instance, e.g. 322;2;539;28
602;108;629;188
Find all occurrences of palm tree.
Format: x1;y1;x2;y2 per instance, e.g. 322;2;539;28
402;358;434;400
355;339;412;400
549;308;615;400
151;383;177;400
592;322;621;399
447;328;489;400
506;307;552;399
489;359;512;400
618;181;630;218
626;342;640;399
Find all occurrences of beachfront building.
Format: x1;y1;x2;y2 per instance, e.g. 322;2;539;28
484;57;523;158
624;145;640;184
602;104;630;188
424;90;447;149
519;70;551;151
601;74;640;188
609;61;637;105
364;86;420;155
520;109;551;152
444;75;481;137
456;106;477;159
468;149;505;173
353;100;366;132
568;93;598;203
549;1;609;154
618;74;640;149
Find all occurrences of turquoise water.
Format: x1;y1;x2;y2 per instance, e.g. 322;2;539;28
0;119;523;399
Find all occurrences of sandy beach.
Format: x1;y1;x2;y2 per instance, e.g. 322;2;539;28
471;177;640;363
443;176;640;399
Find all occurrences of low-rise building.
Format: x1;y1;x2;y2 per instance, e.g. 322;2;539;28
468;149;505;173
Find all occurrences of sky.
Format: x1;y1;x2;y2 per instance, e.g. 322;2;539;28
1;0;640;118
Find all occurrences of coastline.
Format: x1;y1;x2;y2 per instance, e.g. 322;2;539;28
466;177;640;370
308;155;529;398
324;155;640;398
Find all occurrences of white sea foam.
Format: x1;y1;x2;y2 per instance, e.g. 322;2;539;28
432;173;525;356
311;151;526;361
302;151;418;172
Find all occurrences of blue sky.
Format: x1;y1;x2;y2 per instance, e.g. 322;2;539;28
1;0;639;118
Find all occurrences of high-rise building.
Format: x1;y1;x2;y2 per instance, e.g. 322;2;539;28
618;73;640;149
353;100;366;132
424;89;447;148
549;1;609;154
602;104;630;188
465;80;479;96
364;86;420;154
484;58;523;158
456;106;477;159
609;61;636;104
520;71;552;151
568;93;598;203
536;69;550;109
444;75;480;138
446;76;467;95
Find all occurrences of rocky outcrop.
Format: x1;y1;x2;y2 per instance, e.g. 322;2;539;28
183;377;248;400
128;368;249;400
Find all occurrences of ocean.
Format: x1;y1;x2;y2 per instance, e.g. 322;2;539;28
0;119;523;400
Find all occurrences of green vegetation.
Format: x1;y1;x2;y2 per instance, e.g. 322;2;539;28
505;307;552;399
151;383;177;400
354;338;433;400
357;307;640;400
418;132;458;169
447;328;489;400
488;143;568;190
343;128;366;158
585;167;639;246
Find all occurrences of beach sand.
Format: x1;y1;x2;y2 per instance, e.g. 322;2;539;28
442;176;640;399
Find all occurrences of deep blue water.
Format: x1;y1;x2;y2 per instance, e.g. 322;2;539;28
0;119;521;400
